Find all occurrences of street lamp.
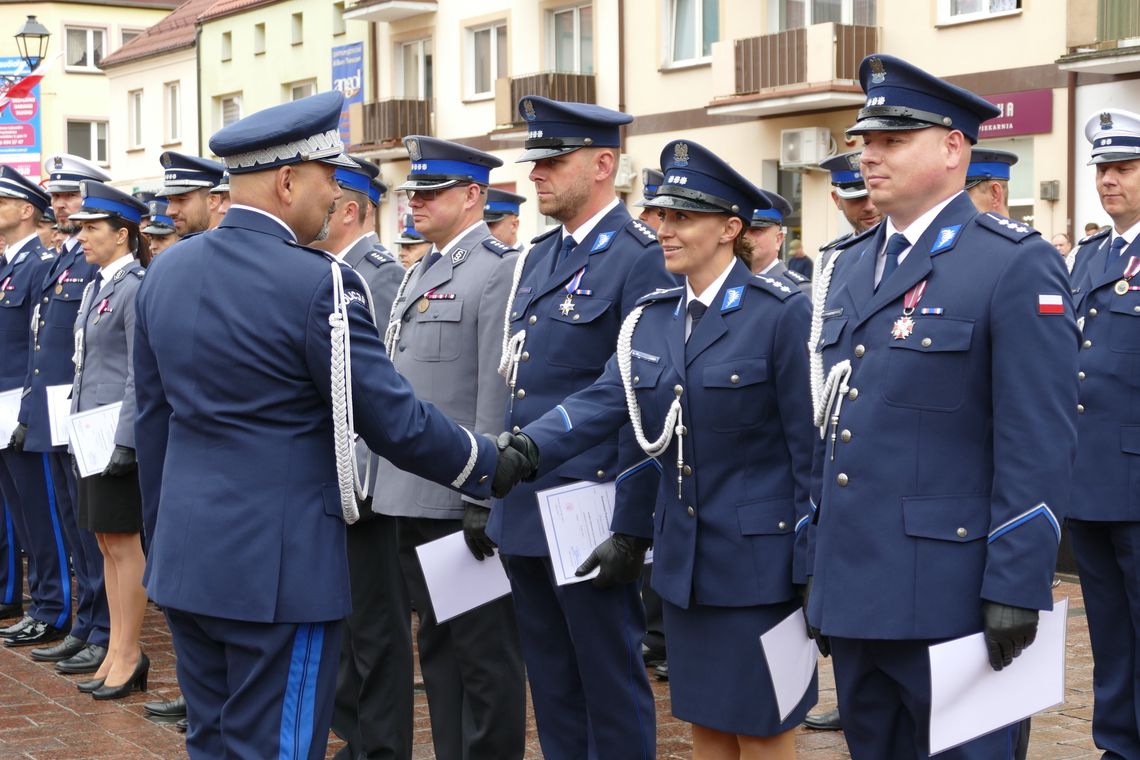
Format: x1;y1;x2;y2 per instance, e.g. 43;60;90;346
14;15;50;71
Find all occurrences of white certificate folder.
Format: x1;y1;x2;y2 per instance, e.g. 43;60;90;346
68;402;123;478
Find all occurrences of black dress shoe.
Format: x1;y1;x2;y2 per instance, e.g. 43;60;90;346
31;634;86;662
641;644;666;667
654;661;669;681
3;620;66;648
56;644;108;674
0;614;34;638
77;677;105;693
144;694;187;718
92;652;149;700
0;602;22;621
176;718;188;733
803;708;842;731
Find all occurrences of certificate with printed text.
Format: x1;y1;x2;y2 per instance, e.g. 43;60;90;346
0;388;21;448
68;402;122;477
46;384;72;446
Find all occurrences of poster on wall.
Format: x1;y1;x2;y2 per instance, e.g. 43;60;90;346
332;42;364;148
0;57;43;182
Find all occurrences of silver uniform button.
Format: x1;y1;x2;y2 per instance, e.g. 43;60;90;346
730;374;740;384
920;337;932;348
515;389;525;399
1134;305;1140;313
572;314;580;321
520;351;529;362
686;505;695;517
854;344;865;358
528;315;538;325
682;464;692;476
673;384;684;394
633;375;640;384
778;521;787;530
596;470;605;478
847;388;859;401
1088;308;1098;317
511;311;518;319
840;429;852;443
956;527;967;538
1077;403;1085;414
511;425;521;434
1083;339;1092;349
479;475;488;483
1078;371;1086;381
836;473;848;486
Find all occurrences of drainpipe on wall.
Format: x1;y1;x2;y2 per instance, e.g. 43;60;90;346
617;0;627;200
1066;71;1076;236
196;23;203;155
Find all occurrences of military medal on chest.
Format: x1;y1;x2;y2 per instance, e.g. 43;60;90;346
1114;255;1140;296
559;265;590;317
891;280;928;340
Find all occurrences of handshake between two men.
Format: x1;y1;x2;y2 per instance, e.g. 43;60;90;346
461;432;652;590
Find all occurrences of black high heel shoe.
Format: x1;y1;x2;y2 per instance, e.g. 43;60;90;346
77;677;105;693
92;652;149;700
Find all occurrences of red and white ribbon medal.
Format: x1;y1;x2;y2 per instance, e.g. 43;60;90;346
1115;256;1140;296
891;280;927;340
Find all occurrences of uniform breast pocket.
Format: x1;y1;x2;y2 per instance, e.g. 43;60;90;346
47;283;87;325
883;318;974;412
1109;300;1140;353
630;358;666;434
412;299;463;362
508;289;532;326
545;297;614;371
817;316;848;353
0;291;27;310
702;357;768;432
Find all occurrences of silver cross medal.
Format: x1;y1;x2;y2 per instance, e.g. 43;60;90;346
559;295;575;316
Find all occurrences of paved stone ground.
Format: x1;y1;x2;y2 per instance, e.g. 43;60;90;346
0;577;1100;758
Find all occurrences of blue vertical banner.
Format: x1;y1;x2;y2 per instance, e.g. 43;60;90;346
331;42;364;147
0;57;43;182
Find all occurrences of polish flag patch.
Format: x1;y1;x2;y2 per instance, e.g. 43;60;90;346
1038;294;1064;315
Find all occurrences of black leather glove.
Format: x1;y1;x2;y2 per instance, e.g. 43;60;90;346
491;432;540;498
575;533;651;588
982;601;1038;671
9;422;26;452
799;577;830;657
102;445;137;477
462;503;496;561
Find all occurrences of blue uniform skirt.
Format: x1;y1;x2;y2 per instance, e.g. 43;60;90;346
662;597;817;735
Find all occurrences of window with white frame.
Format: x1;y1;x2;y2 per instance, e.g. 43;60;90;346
127;90;143;149
937;0;1020;24
120;27;144;49
254;23;266;55
217;94;242;129
777;0;876;29
397;38;433;100
664;0;717;65
65;26;106;71
466;22;507;99
164;81;181;144
221;31;232;61
549;4;593;74
287;80;317;101
332;2;346;35
66;120;108;163
291;13;303;45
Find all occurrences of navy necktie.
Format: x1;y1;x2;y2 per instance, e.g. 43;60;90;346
1106;236;1128;273
877;233;909;291
422;249;442;271
686;299;707;341
558;236;576;265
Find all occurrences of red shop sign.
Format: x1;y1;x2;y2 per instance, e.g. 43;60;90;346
978;89;1053;138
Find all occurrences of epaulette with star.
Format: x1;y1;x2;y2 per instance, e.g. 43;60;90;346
1077;226;1109;246
481;236;517;256
975;213;1039;243
623;218;660;248
749;273;799;301
530;226;560;246
365;249;395;268
819;231;853;253
635;285;684;306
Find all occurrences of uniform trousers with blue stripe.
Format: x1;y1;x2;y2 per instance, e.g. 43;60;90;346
0;500;21;608
831;636;1017;760
502;554;656;760
0;450;70;629
56;456;108;646
166;608;341;760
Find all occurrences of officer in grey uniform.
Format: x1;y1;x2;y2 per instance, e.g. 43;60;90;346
747;192;811;295
374;136;526;760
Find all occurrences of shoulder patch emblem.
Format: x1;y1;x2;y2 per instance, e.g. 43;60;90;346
591;230;616;252
13;250;27;265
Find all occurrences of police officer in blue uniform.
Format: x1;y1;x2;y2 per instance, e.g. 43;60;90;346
314;154;413;760
505;138;818;757
5;156;112;663
155;151;224;238
817;151;883;273
965;148;1018;217
0;168;55;629
807;55;1078;760
484;187;526;248
634;168;665;232
133;91;516;760
491;96;675;759
141;199;178;257
1068;108;1140;759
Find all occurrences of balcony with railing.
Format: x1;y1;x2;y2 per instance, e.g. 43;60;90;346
1057;0;1140;74
493;71;597;128
706;23;877;118
348;98;432;151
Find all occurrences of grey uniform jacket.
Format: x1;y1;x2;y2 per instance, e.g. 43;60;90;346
373;222;518;518
71;258;145;449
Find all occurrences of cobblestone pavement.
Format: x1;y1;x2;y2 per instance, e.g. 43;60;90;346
0;578;1099;758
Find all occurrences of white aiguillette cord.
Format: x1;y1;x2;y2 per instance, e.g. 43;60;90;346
808;247;852;457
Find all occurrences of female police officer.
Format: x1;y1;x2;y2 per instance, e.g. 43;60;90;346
68;182;150;700
503;140;817;758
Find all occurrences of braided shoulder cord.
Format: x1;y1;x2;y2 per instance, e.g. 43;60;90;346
497;245;534;391
809;246;853;435
383;260;420;357
72;280;97;375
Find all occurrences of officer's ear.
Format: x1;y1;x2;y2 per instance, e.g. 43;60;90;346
720;215;744;244
944;129;968;171
593;148;617;183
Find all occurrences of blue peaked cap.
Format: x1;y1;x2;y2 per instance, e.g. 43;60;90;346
642;140;770;223
394;212;426;245
634;168;664;207
398;135;501;191
157;151;224;196
143;199;176;234
209;91;355;174
966;148;1018;186
751;191;793;228
70;180;148;225
0;165;50;213
484;188;526;220
847;54;1000;144
818;151;868;199
516;96;633;162
336;156;387;205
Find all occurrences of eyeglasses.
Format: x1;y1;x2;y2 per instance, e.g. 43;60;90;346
405;184;467;202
